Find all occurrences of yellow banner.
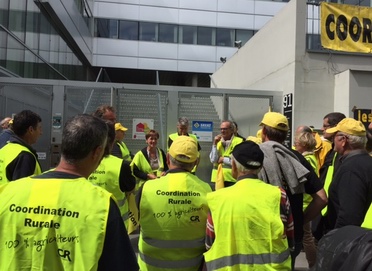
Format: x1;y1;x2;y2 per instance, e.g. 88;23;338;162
321;2;372;53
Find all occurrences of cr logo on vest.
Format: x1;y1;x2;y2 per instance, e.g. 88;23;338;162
190;216;200;222
58;249;72;262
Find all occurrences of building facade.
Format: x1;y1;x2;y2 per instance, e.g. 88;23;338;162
1;0;289;85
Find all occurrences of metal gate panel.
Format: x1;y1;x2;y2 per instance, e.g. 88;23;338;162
178;93;223;183
117;88;167;153
0;83;53;170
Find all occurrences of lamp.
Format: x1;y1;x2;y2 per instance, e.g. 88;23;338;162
220;57;226;63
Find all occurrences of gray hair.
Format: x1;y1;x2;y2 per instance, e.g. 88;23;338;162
169;155;194;171
62;114;108;163
231;154;261;174
177;117;189;126
345;133;367;150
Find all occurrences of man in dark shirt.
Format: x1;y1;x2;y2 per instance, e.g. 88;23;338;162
325;118;372;230
0;110;43;182
258;112;327;270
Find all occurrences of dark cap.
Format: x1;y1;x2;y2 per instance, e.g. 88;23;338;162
232;141;264;170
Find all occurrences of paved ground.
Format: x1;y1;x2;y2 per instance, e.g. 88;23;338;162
129;233;310;270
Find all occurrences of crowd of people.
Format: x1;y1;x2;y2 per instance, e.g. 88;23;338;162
0;107;371;270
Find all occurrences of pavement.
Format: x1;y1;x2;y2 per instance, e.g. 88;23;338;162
129;233;310;270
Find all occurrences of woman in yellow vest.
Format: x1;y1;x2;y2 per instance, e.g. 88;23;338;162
131;129;168;190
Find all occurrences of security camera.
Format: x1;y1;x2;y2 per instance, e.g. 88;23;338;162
234;40;242;48
220;57;227;63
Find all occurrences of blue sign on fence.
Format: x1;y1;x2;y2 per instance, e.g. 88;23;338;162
192;121;213;142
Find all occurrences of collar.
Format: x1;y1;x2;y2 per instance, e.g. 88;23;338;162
340;149;368;163
237;173;258;181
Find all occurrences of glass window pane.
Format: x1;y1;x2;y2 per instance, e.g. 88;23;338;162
236;29;254;46
216;28;234;47
197;27;215;46
139;22;157;42
95;18;118;38
158;24;177;43
179;25;197;44
119;21;138;40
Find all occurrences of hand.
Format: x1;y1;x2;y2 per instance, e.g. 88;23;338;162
218;157;224;164
147;173;157;180
214;134;222;145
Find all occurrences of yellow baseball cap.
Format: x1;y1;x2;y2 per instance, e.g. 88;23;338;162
326;118;366;136
115;122;128;132
169;136;197;163
259;112;289;131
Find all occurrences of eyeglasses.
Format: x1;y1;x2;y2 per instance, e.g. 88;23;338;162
220;128;230;131
335;134;348;140
322;124;332;129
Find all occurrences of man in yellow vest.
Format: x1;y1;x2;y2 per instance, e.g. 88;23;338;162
137;136;212;271
113;122;133;161
168;117;201;173
0;114;138;270
0;110;42;184
209;120;243;187
88;122;136;232
205;141;293;270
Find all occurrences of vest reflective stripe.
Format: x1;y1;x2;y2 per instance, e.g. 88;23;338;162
321;153;337;216
139;252;203;269
131;148;165;189
117;141;131;162
0;176;110;270
88;155;128;224
143;236;205;249
210;137;243;183
138;172;211;271
204;179;291;270
206;250;291;270
0;142;41;184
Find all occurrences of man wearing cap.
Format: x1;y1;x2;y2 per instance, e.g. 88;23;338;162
324;118;372;231
168;117;201;173
137;136;212;271
258;112;327;269
112;122;133;161
210;120;244;187
205;141;293;270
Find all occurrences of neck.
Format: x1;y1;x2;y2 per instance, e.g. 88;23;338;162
55;160;88;179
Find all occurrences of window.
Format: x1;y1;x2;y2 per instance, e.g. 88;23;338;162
139;22;157;41
236;29;254;46
197;27;215;46
216;28;234;47
159;24;178;43
96;19;118;38
119;21;138;40
179;25;197;44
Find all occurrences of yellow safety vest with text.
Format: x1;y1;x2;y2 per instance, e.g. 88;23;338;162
211;137;243;183
0;176;111;270
88;155;129;227
138;171;212;271
0;142;42;184
204;179;291;271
